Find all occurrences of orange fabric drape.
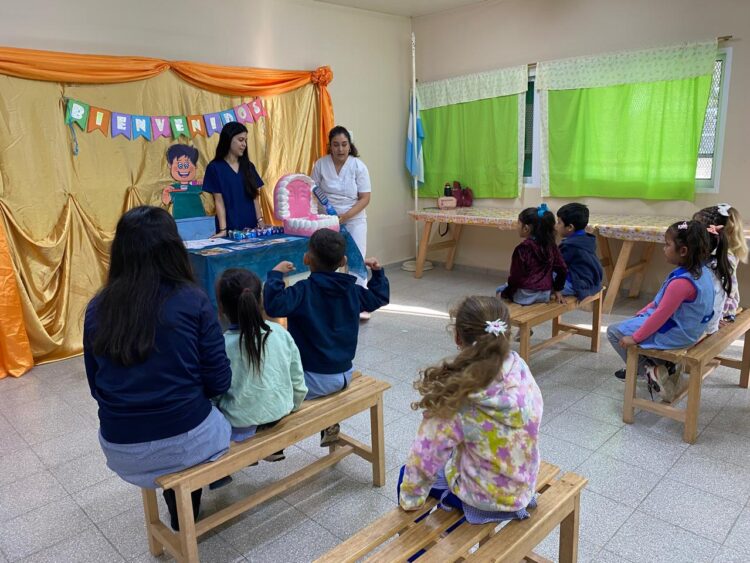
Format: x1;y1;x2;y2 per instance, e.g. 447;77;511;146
0;219;33;378
0;45;335;377
0;46;334;157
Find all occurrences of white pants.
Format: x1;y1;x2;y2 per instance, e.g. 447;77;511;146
344;216;367;287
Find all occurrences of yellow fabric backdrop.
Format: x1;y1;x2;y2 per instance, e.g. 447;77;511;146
0;71;322;367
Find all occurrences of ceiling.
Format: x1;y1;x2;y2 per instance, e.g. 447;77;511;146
313;0;490;17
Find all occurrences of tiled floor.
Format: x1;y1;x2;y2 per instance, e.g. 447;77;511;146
2;265;750;562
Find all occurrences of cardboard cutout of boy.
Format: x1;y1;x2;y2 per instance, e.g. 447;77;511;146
161;144;206;219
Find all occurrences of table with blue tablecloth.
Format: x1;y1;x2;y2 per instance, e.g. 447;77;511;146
188;232;367;308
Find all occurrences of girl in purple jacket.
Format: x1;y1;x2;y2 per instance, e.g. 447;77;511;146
497;204;567;305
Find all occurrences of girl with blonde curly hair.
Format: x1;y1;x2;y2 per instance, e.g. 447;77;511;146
398;296;543;524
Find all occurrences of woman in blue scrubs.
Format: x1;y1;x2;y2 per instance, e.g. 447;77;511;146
203;122;265;237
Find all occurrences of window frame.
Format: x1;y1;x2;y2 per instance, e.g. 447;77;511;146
523;69;541;189
695;47;732;193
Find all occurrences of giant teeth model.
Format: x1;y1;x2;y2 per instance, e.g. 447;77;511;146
273;174;340;237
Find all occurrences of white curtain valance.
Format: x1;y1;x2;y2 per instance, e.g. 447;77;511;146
417;65;527;110
536;40;717;91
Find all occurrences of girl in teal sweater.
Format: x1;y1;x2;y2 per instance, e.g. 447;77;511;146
211;268;307;487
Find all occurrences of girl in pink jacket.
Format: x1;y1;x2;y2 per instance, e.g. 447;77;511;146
398;296;543;523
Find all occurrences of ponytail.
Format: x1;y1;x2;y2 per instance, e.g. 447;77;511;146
693;208;735;294
217;268;271;374
413;296;511;418
238;288;271;372
710;227;733;297
519;205;557;257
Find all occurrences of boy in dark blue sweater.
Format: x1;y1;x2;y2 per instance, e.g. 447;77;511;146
264;228;390;445
555;203;604;301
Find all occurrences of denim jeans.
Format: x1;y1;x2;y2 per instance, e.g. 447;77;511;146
495;284;551;305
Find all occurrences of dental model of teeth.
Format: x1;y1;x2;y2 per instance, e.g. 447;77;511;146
273;174;340;237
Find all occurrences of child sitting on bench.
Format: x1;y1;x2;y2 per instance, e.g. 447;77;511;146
264;228;390;446
608;220;714;401
398;295;543;524
497;204;567;305
210;268;308;489
555;203;604;300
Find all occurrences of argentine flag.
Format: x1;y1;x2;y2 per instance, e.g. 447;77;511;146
405;92;424;184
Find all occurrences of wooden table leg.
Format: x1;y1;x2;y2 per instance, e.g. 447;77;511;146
597;233;614;282
628;242;656;298
370;398;386;487
602;240;634;314
444;224;463;271
414;221;433;279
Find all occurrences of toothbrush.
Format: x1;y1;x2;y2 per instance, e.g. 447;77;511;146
312;185;338;216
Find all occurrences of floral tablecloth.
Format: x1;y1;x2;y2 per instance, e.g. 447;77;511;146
409;208;683;243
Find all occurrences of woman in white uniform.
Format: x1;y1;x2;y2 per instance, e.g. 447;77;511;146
311;126;372;294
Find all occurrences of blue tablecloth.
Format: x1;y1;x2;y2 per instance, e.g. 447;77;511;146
188;233;367;308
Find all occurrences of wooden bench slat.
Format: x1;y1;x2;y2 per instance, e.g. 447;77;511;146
684;309;750;366
366;507;465;563
145;374;391;563
470;473;587;563
507;289;603;364
315;462;560;563
623;308;750;443
415;462;561;563
158;377;389;489
314;499;440;563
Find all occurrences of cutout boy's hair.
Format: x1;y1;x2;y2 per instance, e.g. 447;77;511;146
556;203;589;231
308;228;346;271
166;144;199;165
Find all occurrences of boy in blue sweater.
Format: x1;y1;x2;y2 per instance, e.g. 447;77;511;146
264;228;390;445
555;203;604;301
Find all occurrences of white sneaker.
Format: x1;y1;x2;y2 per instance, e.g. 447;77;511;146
359;311;371;321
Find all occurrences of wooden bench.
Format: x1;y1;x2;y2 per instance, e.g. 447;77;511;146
141;374;390;563
316;461;588;563
623;308;750;443
506;289;604;363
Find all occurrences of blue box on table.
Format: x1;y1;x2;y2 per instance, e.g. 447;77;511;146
176;216;215;241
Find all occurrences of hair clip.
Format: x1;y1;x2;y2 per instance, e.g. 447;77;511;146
677;221;689;230
717;203;731;217
537;203;549;217
706;224;724;236
484;319;508;337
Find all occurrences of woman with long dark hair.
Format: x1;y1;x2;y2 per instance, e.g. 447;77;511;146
203;121;265;237
83;206;232;531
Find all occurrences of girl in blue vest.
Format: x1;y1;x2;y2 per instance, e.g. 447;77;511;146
607;220;713;401
210;268;307;489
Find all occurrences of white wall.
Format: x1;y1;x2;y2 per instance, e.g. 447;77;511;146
0;0;415;264
413;0;750;298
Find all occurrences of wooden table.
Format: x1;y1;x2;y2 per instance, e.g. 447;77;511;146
409;208;683;313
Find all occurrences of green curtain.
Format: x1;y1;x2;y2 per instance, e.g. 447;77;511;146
421;95;519;199
547;75;711;200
